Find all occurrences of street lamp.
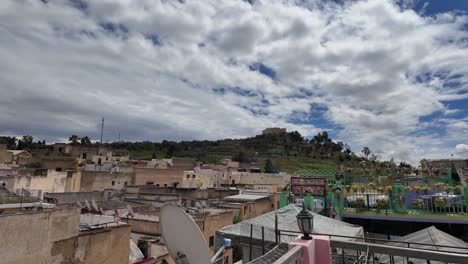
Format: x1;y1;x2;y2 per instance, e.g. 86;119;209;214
296;206;313;240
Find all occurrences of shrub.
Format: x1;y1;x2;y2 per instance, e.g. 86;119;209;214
377;187;384;193
345;185;351;192
404;186;413;192
434;197;446;207
385;186;393;194
411;199;424;209
359;186;366;193
454;185;462;195
352;185;359;193
434;182;446;189
414;186;421;194
421;185;430;194
376;199;388;209
355;197;366;212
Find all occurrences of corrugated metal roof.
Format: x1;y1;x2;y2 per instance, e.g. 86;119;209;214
224;194;270;201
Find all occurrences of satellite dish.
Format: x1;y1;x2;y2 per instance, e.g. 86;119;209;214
91;199;99;211
126;204;135;217
84;200;91;210
160;205;211;264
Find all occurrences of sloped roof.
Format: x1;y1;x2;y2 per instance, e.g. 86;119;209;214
386;226;468;253
380;226;468;264
224;193;271;201
216;204;363;244
6;150;31;156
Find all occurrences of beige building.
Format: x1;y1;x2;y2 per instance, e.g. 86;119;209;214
0;149;32;165
0;207;131;264
262;127;287;135
53;143;111;160
216;193;277;221
80;170;133;192
134;167;184;187
14;169;81;198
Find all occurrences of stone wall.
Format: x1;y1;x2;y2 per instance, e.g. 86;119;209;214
134;167;184;187
80;171;134;192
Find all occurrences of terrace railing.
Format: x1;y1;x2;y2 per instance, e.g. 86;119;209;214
342;186;467;215
250;229;468;264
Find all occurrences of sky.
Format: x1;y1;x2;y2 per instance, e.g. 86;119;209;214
1;0;468;164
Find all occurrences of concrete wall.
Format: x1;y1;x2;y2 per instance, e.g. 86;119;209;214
14;169;81;198
0;207;130;264
0;150;13;164
200;211;233;251
134;167;184;187
44;191;105;205
71;225;130;264
41;158;79;171
80;171;134;192
126;218;160;235
0;207;80;264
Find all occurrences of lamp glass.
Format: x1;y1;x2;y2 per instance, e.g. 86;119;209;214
296;207;313;240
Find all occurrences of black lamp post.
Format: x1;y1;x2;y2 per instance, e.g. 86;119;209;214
296;206;313;240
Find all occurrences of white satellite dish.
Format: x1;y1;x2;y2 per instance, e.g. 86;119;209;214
126;204;135;217
84;200;91;210
91;199;99;211
160;205;212;264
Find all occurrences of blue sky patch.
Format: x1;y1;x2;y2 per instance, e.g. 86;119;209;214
249;63;276;79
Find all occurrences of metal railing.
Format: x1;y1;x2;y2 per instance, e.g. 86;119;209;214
244;226;468;264
343;187;467;215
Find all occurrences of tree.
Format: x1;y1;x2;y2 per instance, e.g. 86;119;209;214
69;135;81;145
152;152;157;159
264;159;274;173
17;135;33;149
80;136;91;145
362;147;371;159
0;136;17;149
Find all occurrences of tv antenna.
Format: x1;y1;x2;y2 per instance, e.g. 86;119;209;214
160;205;231;264
100;117;105;144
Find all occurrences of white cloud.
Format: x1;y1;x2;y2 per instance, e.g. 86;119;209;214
0;0;467;164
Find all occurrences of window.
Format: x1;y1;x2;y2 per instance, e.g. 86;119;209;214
164;184;167;187
209;236;214;247
98;158;102;165
124;182;127;186
156;184;160;187
192;174;196;178
146;181;154;185
186;175;190;179
112;181;115;186
56;168;62;172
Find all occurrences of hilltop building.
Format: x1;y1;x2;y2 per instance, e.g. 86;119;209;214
262;127;287;135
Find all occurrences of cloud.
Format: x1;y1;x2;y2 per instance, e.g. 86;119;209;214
455;144;468;155
0;0;468;164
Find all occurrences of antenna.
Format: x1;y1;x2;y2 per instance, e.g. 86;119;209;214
100;117;104;144
160;205;212;264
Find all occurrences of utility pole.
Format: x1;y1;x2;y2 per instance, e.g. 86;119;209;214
100;117;104;144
